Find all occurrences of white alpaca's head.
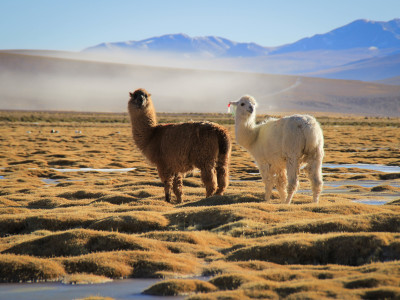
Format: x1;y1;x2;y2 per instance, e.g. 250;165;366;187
229;95;257;121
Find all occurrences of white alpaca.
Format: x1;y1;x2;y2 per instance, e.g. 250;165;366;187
229;95;324;204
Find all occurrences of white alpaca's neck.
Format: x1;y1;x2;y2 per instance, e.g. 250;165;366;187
235;113;258;149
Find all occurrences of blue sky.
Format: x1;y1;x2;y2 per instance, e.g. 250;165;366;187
0;0;399;51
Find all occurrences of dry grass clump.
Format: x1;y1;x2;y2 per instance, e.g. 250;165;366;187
227;232;400;265
0;212;93;236
28;198;61;208
343;274;399;289
62;255;132;279
166;207;244;230
4;229;167;257
388;198;400;205
186;289;248;300
250;211;400;237
58;190;106;200
92;194;138;204
209;273;263;290
0;210;169;235
0;254;65;282
361;287;400;299
89;212;169;233
143;279;218;296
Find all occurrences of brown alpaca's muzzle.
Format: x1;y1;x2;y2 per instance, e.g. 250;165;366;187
130;89;149;109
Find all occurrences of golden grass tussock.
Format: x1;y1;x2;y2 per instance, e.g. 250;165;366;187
209;273;264;290
250;211;400;237
143;279;218;296
0;254;65;282
62;255;132;279
1;113;400;298
92;194;138;205
360;287;400;300
186;289;249;300
88;211;169;233
0;212;93;236
3;229;167;257
60;249;202;278
0;210;169;236
227;232;400;266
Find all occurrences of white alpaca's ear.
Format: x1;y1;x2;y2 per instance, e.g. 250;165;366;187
228;101;238;116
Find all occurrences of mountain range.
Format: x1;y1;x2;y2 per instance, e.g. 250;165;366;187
83;19;400;83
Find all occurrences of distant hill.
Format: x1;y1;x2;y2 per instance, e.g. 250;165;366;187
1;52;399;116
375;75;400;86
304;52;400;81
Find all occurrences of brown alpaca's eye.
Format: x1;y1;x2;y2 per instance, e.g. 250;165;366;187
241;103;245;106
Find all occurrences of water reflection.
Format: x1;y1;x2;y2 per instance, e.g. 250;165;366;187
323;163;400;173
0;278;184;300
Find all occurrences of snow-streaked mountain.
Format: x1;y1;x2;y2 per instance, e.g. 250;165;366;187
84;33;271;58
84;19;400;57
272;19;400;54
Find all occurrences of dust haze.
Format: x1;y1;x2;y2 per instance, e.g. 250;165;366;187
1;50;400;116
0;51;300;113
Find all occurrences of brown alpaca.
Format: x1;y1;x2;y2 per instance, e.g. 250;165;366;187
128;88;231;203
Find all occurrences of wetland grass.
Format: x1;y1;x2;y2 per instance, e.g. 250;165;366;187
0;111;399;298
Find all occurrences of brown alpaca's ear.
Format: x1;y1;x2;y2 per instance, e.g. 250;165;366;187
129;92;134;98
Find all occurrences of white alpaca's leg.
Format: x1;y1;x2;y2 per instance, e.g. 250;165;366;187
305;154;323;203
259;164;273;201
285;158;300;204
276;170;288;203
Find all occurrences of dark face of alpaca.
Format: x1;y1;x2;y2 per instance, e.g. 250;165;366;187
129;89;150;109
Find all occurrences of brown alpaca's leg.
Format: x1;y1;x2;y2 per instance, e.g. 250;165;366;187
158;169;173;203
215;164;229;195
173;174;183;204
200;167;217;198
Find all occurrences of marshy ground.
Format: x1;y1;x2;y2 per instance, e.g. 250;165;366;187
0;111;399;299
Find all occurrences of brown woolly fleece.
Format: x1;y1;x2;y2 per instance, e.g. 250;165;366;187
128;88;231;203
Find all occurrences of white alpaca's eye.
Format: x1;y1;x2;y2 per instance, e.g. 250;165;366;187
241;103;245;106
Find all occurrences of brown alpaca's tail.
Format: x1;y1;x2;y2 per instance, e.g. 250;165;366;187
215;129;231;195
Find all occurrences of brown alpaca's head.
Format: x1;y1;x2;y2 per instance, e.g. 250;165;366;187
129;88;151;109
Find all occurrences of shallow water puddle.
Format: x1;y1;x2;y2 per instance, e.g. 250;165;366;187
0;278;183;300
353;199;395;205
323;163;400;173
324;180;400;188
42;178;61;185
235;164;400;176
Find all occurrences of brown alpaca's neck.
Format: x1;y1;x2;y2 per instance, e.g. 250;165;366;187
129;102;157;152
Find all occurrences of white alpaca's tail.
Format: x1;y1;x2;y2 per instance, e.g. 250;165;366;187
303;117;324;157
303;117;324;203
